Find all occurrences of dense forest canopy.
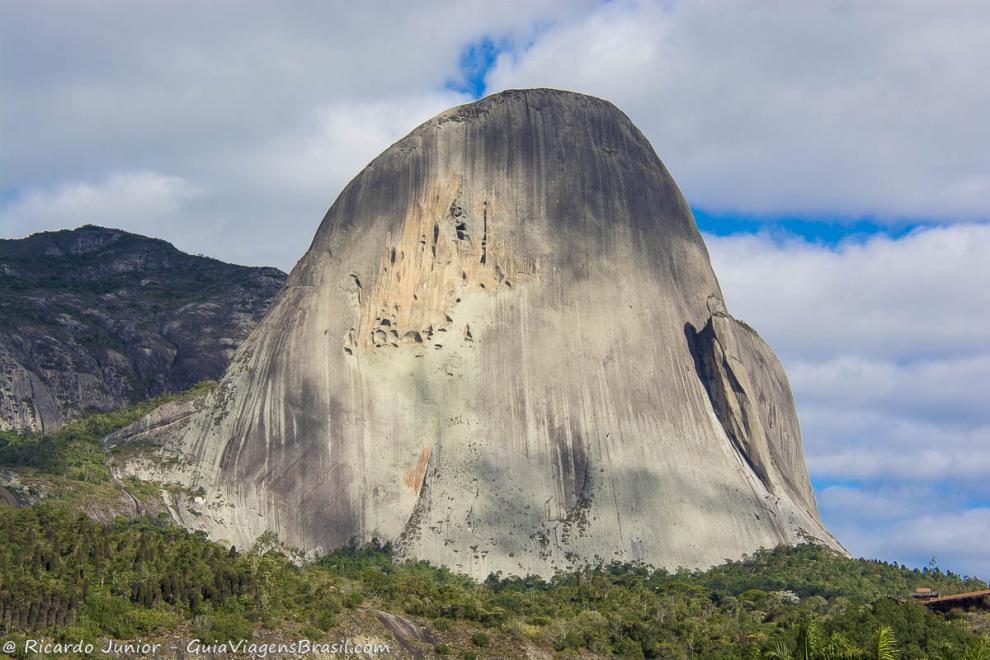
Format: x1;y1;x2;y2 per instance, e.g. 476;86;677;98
1;505;988;658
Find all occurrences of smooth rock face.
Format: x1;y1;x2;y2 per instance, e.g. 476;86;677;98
119;89;842;577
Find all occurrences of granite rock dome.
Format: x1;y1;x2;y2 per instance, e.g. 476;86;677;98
115;89;842;578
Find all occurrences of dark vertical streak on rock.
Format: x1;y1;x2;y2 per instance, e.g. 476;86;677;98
480;201;488;265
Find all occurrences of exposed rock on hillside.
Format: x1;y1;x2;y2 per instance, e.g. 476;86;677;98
0;226;286;432
113;89;843;577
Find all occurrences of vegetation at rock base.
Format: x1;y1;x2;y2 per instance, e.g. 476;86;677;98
0;506;340;644
0;380;214;474
0;505;988;658
0;382;215;522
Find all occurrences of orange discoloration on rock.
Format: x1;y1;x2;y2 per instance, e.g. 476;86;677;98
353;176;533;352
404;445;432;494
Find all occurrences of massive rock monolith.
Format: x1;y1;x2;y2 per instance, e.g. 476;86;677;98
115;89;842;577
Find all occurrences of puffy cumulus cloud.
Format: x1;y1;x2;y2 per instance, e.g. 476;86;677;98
0;0;588;183
789;356;990;427
203;92;470;268
487;0;990;222
879;508;990;578
707;225;990;576
818;485;963;526
0;170;250;266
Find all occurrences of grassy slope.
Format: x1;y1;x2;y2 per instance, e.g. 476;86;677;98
0;381;214;517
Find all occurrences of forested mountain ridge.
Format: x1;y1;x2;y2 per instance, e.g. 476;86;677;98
0;226;285;433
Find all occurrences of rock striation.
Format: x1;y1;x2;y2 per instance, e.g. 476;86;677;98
114;89;843;577
0;226;286;432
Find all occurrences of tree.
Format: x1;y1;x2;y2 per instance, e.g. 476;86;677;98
869;626;898;660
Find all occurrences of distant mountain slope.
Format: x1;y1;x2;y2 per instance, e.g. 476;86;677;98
0;225;286;432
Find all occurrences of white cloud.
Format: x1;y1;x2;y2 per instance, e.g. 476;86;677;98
805;416;990;483
819;485;959;525
826;502;990;578
243;93;467;197
0;172;197;238
706;225;990;362
789;354;990;426
488;0;990;222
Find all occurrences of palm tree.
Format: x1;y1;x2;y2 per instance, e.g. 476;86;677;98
764;641;793;660
870;626;898;660
764;620;890;660
821;631;858;660
963;635;990;660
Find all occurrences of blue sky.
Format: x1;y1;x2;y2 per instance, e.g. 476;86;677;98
446;37;504;99
1;1;988;578
692;211;923;246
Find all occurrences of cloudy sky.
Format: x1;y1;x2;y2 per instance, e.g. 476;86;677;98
2;1;988;577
